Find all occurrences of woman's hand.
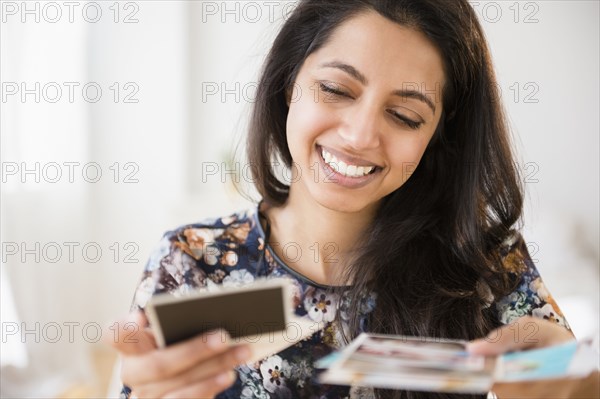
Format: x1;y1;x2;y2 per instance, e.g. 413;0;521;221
104;311;252;399
467;316;577;399
466;315;574;356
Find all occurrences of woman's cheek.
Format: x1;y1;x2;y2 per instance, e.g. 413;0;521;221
287;99;336;146
386;138;429;178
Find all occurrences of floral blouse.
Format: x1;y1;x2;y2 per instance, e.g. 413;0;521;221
120;205;570;399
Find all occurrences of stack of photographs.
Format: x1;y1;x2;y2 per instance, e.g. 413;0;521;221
317;333;496;393
317;333;598;394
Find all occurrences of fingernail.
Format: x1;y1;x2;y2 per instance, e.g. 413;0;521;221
215;371;233;385
469;340;491;355
235;345;251;362
466;341;481;353
206;332;225;349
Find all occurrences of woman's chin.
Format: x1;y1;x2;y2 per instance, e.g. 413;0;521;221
309;189;380;215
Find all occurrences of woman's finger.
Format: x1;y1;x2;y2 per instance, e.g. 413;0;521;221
467;316;574;356
104;311;156;355
121;329;233;385
135;344;250;398
156;370;237;399
491;377;580;399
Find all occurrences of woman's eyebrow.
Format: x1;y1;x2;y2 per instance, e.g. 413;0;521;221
392;89;436;115
319;60;368;85
319;60;437;115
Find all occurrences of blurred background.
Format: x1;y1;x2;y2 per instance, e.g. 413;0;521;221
1;1;598;397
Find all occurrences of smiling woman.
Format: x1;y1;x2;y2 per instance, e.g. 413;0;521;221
284;13;444;215
110;1;576;399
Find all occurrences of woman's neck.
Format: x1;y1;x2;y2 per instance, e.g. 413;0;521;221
262;188;378;286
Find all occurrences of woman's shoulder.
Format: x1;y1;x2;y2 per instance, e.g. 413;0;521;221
156;206;263;259
131;206;264;309
163;206;259;238
496;229;531;274
492;230;571;331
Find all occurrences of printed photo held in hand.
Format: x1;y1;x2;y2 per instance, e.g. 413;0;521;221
105;1;588;398
316;332;598;394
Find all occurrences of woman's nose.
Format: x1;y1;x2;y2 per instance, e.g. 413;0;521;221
337;103;382;151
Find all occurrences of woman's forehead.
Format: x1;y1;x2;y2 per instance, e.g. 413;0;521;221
301;11;446;106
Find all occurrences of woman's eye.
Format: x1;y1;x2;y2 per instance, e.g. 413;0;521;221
318;83;422;130
319;82;349;98
387;110;423;130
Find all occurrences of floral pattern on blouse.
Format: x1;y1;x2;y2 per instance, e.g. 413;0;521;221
120;206;570;399
494;233;571;330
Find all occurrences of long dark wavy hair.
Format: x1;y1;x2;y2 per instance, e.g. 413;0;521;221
246;1;524;398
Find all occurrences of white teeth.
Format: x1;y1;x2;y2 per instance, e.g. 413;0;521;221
320;147;375;177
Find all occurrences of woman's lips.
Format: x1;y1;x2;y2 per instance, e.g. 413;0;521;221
315;145;381;189
318;144;382;169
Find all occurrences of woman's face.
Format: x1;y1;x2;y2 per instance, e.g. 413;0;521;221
285;10;446;214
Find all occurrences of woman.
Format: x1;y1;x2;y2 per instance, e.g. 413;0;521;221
110;1;574;398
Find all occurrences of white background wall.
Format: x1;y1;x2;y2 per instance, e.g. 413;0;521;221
1;1;598;396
